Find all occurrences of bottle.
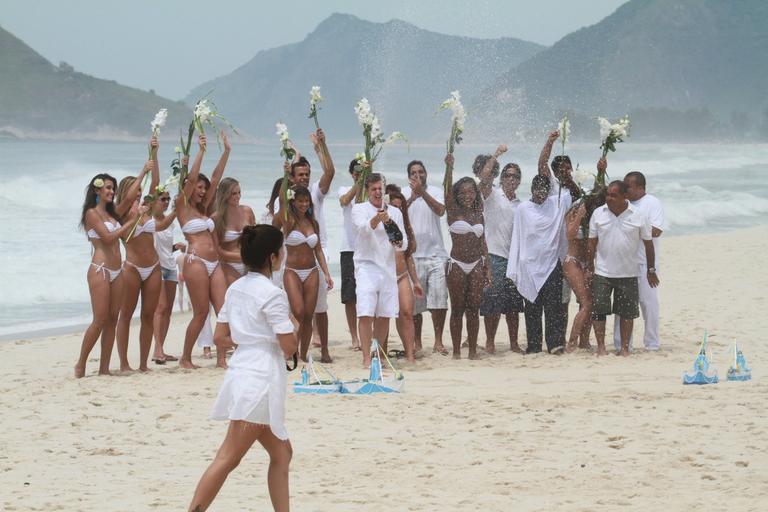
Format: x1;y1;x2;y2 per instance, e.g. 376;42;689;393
381;212;403;245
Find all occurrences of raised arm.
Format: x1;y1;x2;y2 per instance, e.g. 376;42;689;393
312;129;335;195
442;153;455;217
538;130;559;178
479;145;507;199
339;183;359;207
115;161;151;218
181;134;207;203
149;136;160;194
203;131;231;211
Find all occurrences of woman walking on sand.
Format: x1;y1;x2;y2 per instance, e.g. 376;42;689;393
188;224;297;512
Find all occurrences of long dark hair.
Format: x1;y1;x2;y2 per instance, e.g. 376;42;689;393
286;185;320;236
451;176;483;212
80;173;119;230
266;177;283;215
388;190;417;259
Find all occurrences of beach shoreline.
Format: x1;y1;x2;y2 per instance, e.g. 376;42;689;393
2;225;767;511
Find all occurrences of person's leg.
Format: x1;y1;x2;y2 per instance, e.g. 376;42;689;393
154;277;177;360
180;261;212;369
638;267;660;350
137;269;162;371
313;263;329;350
209;266;230;369
446;263;466;359
76;268;111;378
465;264;485;360
188;421;271;512
591;274;612;357
373;317;391;355
542;265;565;354
564;261;591;352
484;315;500;353
523;298;543;353
412;258;428;351
614;277;640;357
101;274;125;375
358;316;374;367
315;312;331;363
345;303;360;350
340;252;360;350
505;313;521;352
429;258;449;351
480;254;502;354
413;313;424;351
257;429;293;512
395;276;417;362
116;267;141;371
618;317;633;357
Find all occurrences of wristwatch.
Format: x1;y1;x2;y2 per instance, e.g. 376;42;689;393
647;267;656;273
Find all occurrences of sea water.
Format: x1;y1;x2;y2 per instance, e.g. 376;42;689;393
1;139;767;337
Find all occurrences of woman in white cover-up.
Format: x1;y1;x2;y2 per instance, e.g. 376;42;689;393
189;224;297;512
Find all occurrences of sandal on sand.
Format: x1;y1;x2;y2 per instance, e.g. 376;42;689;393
387;349;406;359
152;358;166;365
163;354;178;362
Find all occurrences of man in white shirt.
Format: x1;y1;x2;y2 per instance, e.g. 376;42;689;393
507;131;574;354
613;171;665;351
351;173;408;367
338;159;362;351
476;146;524;354
587;180;659;357
288;129;335;361
402;160;449;354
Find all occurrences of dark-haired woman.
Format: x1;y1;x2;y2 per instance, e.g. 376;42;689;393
273;175;333;363
387;190;424;363
214;177;256;286
176;132;231;369
114;139;177;372
444;154;491;359
262;178;285;287
75;170;145;378
189;224;297;512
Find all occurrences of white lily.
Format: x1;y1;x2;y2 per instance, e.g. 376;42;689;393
151;108;168;135
275;123;290;142
310;86;323;107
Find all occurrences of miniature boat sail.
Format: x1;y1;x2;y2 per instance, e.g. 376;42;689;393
683;331;719;385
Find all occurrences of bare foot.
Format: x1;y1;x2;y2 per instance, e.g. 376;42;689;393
120;365;134;372
578;342;593;350
98;370;112;377
452;352;461;360
509;344;524;354
179;359;199;369
415;341;423;351
617;348;630;357
432;344;449;355
468;350;480;360
363;357;371;369
74;363;85;379
485;342;496;355
138;366;150;373
320;352;333;364
216;360;228;369
565;342;578;354
596;347;608;357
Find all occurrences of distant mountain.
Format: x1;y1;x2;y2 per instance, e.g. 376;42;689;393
0;25;188;139
473;0;768;140
186;13;545;141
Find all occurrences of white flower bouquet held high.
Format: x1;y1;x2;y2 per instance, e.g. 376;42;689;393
597;115;630;158
438;90;465;196
353;98;407;202
308;86;323;130
558;114;570;156
276;122;296;220
193;96;238;151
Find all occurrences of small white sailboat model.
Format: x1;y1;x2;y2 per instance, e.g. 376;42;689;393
340;339;405;394
293;353;342;394
682;331;719;385
726;343;752;382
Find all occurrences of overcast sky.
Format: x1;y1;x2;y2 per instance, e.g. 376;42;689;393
1;0;627;99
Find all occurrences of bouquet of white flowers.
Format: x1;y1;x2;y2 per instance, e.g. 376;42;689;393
308;86;323;130
558;114;570;156
193;97;238;151
597;115;630;158
276;123;296;220
438;90;465;196
353;98;407;202
149;108;167;157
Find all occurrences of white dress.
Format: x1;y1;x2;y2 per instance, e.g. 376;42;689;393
210;272;295;440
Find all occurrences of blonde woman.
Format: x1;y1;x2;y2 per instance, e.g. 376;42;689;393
114;139;177;372
213;177;256;286
75;170;144;378
176;132;232;369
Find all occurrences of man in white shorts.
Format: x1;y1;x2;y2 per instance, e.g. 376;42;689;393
287;129;335;359
352;173;407;367
613;171;665;351
402;160;449;354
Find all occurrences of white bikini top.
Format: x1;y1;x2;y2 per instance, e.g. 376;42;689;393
449;220;484;237
133;218;156;237
182;217;214;234
87;220;121;240
285;230;319;248
222;229;242;242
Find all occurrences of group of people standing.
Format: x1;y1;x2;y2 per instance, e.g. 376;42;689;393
76;126;664;378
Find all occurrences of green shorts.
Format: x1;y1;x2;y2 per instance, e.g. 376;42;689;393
592;274;639;319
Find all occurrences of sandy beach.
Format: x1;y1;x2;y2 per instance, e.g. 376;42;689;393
1;225;766;511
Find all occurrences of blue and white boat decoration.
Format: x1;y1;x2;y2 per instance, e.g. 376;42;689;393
726;343;752;382
683;331;719;385
340;339;405;394
293;353;342;394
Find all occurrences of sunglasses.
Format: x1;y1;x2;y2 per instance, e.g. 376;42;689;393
159;197;171;202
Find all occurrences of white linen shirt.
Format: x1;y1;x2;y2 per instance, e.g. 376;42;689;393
631;193;665;266
589;203;652;278
483;187;520;258
506;180;571;302
401;184;448;259
153;226;177;269
337;185;357;252
309;182;328;250
217;272;294;344
351;201;407;281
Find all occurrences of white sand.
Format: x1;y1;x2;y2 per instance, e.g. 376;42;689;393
1;226;767;511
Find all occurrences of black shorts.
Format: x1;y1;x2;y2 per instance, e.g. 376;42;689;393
340;251;356;304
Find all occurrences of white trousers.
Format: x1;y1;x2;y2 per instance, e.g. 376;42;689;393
613;264;660;350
